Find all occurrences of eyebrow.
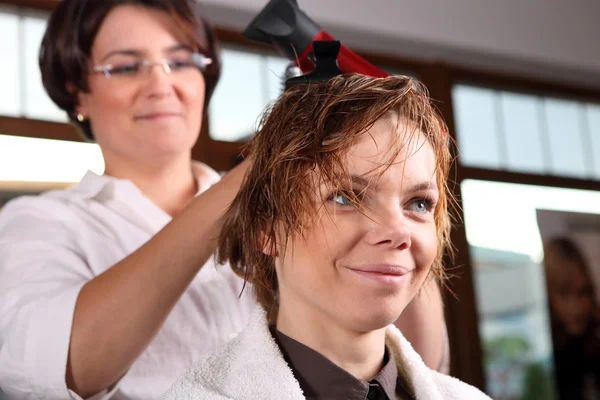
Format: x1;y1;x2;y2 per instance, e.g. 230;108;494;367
99;44;194;63
349;174;438;193
405;182;439;193
349;175;371;187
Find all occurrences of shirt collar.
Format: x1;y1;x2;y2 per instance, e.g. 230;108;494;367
72;170;116;199
272;327;407;400
375;347;407;399
68;164;221;234
73;162;221;201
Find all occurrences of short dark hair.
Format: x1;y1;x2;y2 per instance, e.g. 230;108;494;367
39;0;221;141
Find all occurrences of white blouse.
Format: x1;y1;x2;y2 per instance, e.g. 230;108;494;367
0;169;256;400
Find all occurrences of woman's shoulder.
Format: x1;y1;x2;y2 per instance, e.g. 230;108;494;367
0;191;75;225
162;307;304;400
0;201;79;264
161;378;233;400
430;371;493;400
0;180;102;242
385;323;492;399
0;171;117;226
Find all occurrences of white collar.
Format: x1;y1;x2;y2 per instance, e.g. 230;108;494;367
70;162;221;201
54;163;221;234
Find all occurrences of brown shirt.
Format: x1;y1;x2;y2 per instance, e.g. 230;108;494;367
271;328;414;400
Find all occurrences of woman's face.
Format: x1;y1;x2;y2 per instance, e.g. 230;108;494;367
77;5;206;166
549;261;595;336
274;116;439;333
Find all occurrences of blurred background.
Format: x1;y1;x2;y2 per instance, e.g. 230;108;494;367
2;1;600;399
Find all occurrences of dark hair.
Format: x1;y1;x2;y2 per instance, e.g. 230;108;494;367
217;74;454;319
543;236;600;399
39;0;221;141
544;237;593;292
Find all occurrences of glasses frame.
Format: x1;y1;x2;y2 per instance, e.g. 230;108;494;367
91;53;213;79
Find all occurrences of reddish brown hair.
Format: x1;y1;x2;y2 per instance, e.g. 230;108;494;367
39;0;220;141
218;74;454;316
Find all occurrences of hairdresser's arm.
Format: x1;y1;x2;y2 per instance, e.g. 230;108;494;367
64;161;250;398
395;278;449;373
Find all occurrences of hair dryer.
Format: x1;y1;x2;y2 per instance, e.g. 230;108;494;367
243;0;390;78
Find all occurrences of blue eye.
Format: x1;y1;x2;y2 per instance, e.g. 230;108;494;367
411;198;434;213
333;193;353;206
329;190;360;207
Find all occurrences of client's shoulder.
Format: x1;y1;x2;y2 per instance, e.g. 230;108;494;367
385;323;492;399
162;307;304;400
430;371;493;400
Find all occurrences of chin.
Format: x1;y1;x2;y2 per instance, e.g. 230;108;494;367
345;300;405;333
144;134;196;155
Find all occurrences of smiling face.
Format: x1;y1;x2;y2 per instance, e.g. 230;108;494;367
274;116;439;332
77;5;206;167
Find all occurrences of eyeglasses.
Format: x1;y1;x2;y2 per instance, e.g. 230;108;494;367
92;53;212;79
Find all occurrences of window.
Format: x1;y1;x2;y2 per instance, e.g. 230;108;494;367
453;86;502;169
453;84;600;179
0;134;104;183
588;104;600;180
0;6;66;122
0;7;101;192
462;179;600;399
208;45;289;142
0;5;20;118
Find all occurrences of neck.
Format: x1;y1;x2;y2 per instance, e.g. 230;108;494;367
276;299;387;380
103;152;197;216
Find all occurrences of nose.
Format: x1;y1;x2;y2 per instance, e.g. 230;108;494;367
364;210;411;250
142;62;174;99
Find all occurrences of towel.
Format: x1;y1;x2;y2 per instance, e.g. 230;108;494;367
162;306;492;400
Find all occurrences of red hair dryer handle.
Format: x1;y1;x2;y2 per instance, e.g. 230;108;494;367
298;31;390;78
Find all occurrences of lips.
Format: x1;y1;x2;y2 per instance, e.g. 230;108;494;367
348;264;410;276
346;264;412;285
134;111;180;120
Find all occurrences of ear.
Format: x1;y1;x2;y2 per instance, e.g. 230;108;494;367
67;82;88;118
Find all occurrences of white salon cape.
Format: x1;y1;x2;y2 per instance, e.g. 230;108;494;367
0;167;256;400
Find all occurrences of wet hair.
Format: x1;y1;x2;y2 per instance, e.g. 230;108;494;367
39;0;220;141
217;74;454;317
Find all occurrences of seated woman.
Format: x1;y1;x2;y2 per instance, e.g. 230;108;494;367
544;237;600;400
163;72;490;399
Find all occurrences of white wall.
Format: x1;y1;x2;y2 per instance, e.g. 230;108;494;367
198;0;600;89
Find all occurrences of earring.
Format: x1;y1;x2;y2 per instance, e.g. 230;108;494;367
76;113;85;122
